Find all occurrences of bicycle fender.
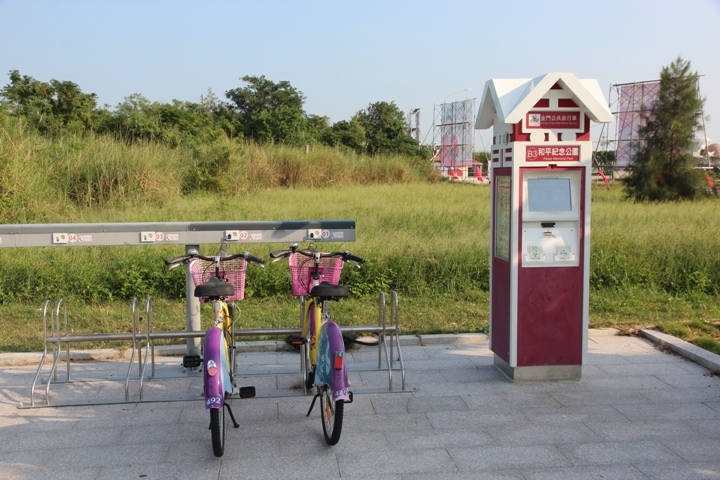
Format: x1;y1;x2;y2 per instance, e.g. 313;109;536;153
204;326;232;409
314;322;351;402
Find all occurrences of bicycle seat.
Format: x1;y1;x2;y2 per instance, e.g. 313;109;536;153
310;282;348;300
194;276;235;298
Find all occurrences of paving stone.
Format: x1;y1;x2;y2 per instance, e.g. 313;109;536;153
448;444;572;470
554;440;684;466
2;333;720;479
633;461;720;480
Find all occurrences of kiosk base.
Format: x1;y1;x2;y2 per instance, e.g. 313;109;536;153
493;355;581;382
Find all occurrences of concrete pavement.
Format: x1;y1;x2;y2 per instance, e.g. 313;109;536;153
1;331;719;479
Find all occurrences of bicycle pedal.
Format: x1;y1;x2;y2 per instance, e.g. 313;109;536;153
182;354;202;368
285;335;306;346
239;386;256;399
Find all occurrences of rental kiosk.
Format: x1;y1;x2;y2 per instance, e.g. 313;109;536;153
475;73;613;381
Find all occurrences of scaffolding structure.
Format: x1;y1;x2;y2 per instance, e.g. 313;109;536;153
612;80;661;169
407;108;420;143
596;77;709;175
432;99;475;176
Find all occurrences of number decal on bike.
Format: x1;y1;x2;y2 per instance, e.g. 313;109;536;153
206;397;222;406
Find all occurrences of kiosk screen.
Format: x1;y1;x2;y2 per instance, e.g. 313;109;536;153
527;178;571;212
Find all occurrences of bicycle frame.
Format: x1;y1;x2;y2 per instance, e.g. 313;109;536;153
303;299;321;367
203;301;233;410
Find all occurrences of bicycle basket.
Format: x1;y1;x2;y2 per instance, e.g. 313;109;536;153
288;253;344;296
189;258;247;301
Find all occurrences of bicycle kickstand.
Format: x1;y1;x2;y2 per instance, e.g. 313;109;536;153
225;403;240;428
306;392;322;417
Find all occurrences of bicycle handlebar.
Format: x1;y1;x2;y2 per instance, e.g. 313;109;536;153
164;251;266;268
269;245;365;266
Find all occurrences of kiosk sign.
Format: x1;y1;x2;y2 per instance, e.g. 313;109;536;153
526;145;580;162
526;111;581;129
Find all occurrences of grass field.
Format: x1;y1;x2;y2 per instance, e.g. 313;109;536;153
0;183;718;354
0;125;718;354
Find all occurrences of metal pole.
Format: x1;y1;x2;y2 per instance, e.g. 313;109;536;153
185;245;201;356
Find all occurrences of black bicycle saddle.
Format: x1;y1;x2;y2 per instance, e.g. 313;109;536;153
310;282;348;300
194;276;235;298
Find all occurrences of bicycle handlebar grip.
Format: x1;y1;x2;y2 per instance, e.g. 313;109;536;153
165;255;190;265
221;253;246;261
345;253;365;264
269;250;289;259
245;253;266;265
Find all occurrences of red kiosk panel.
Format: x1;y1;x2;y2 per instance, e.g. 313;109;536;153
490;168;512;363
516;166;586;366
516;267;584;365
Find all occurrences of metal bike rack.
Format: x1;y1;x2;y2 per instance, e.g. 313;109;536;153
28;298;148;407
22;290;409;408
9;219;416;408
0;219;357;359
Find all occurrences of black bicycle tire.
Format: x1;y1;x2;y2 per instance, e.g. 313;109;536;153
210;407;225;457
320;390;344;445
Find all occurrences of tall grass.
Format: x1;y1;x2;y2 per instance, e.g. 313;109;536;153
1;122;438;219
591;187;720;295
0;116;65;222
0;117;718;302
43;137;184;208
183;140;437;194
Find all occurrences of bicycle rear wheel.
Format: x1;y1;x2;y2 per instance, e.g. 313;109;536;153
210;407;225;457
320;387;343;445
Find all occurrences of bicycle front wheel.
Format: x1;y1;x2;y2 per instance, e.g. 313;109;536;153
320;388;344;445
210;407;226;457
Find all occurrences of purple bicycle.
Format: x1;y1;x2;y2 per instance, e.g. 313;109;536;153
165;248;264;457
270;243;365;445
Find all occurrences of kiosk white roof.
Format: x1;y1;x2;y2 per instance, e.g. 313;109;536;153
475;72;613;129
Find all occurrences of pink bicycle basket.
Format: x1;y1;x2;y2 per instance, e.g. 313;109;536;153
288;253;343;296
189;258;247;301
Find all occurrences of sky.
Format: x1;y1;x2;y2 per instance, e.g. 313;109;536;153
1;0;719;152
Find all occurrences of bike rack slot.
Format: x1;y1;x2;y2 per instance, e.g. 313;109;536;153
228;291;406;392
23;290;407;409
29;298;147;407
341;291;405;391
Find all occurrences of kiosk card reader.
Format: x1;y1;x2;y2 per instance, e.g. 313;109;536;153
521;170;580;267
476;73;612;382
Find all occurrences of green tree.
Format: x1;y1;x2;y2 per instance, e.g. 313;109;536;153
354;101;422;157
299;114;331;144
100;94;224;146
102;93;161;141
622;57;705;201
320;118;367;154
225;75;306;143
0;70;98;135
